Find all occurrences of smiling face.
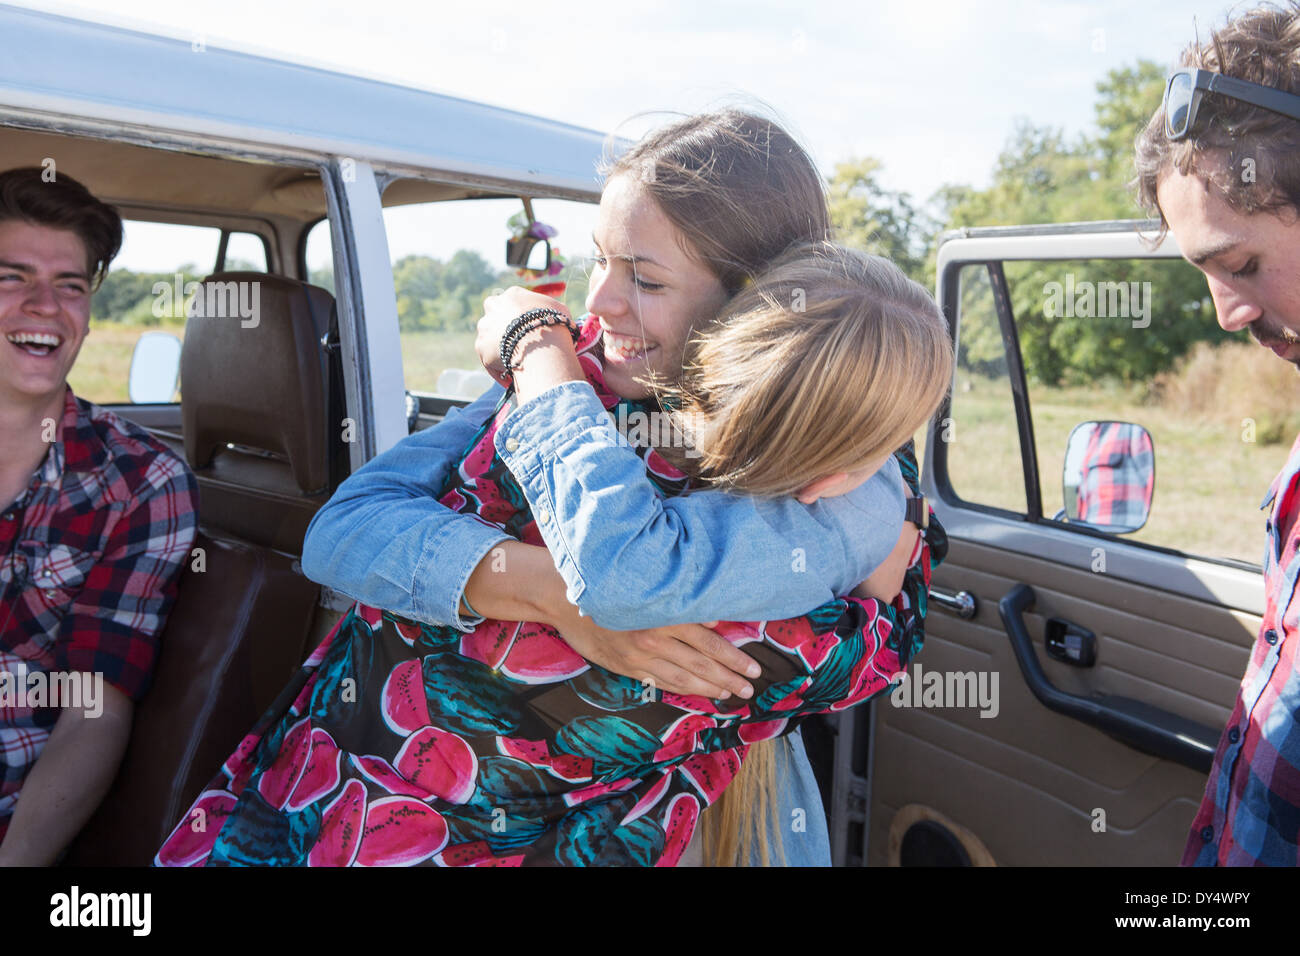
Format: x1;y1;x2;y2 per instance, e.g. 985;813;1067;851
0;219;94;408
1156;164;1300;368
586;173;729;400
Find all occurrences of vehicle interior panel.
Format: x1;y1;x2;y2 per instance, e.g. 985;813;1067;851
866;536;1257;865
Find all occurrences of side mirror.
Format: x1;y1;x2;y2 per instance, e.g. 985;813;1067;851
1059;421;1155;534
127;331;182;403
505;234;551;272
404;390;420;433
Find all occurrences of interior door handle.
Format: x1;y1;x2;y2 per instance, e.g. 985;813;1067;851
998;583;1218;773
931;586;976;619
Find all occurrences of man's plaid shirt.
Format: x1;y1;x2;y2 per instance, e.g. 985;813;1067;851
0;387;197;833
1183;428;1300;865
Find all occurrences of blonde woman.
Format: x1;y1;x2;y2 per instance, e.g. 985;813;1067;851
155;111;947;867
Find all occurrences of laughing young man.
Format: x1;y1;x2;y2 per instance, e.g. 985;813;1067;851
1135;3;1300;865
0;167;197;864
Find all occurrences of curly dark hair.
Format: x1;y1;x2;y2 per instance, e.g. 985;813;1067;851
0;166;122;288
1135;3;1300;233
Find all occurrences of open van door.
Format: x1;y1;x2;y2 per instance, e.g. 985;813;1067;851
829;222;1266;866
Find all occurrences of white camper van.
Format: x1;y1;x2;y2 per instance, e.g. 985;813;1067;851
0;3;614;864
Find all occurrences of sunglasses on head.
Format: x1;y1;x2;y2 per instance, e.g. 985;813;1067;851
1164;67;1300;140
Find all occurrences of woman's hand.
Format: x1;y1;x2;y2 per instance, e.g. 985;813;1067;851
462;540;760;700
560;614;761;701
475;285;574;388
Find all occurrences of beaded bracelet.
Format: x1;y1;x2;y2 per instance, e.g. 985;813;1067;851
499;307;580;377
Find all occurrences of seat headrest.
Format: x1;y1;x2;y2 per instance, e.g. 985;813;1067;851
181;272;335;495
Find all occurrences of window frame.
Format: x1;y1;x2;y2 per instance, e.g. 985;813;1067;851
930;223;1263;574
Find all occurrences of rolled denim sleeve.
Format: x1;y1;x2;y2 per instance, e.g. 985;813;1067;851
301;385;512;631
495;381;905;631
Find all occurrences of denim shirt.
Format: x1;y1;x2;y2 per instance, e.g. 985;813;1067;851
302;382;906;632
494;380;906;630
301;384;512;630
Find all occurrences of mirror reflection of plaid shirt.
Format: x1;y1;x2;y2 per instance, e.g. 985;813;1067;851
1075;422;1154;530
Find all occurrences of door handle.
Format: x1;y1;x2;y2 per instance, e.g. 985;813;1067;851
998;583;1218;773
930;586;976;619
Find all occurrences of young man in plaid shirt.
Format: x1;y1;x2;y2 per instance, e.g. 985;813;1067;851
1136;3;1300;865
0;168;198;864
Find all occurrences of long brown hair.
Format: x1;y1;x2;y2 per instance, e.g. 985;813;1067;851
603;109;831;298
601;110;835;866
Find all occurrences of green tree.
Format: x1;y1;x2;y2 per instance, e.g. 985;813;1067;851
827;158;934;286
938;59;1222;385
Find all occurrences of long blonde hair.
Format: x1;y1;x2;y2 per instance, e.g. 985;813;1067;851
667;242;952;866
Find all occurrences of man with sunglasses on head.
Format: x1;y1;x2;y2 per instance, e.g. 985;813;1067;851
1134;2;1300;866
0;168;198;864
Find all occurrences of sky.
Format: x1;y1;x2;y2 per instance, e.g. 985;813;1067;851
10;0;1244;271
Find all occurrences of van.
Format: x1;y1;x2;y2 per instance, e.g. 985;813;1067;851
1;3;609;864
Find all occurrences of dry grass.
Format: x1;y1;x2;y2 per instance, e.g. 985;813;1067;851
925;344;1293;566
1147;340;1300;445
67;320;187;404
396;329;481;394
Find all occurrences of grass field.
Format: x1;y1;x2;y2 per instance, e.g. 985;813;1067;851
67;319;188;403
67;322;471;400
929;372;1284;566
77;323;1285;566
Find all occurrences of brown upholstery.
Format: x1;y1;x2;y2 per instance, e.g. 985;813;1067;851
65;274;350;865
65;532;322;866
180;272;339;552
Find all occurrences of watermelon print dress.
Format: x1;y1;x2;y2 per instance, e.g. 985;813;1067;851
154;320;945;867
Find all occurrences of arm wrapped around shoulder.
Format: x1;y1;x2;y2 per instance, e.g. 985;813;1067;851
647;440;948;730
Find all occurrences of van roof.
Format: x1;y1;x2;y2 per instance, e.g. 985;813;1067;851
0;4;608;198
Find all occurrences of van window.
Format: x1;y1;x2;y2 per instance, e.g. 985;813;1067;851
940;263;1029;516
304;220;335;295
223;231;270;272
71;221;270;404
379;191;597;398
940;254;1275;566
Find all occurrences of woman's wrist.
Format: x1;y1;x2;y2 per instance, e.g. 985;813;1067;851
510;325;587;404
462;540;574;627
501;308;577;373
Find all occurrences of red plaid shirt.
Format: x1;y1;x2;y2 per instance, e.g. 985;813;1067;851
1074;422;1154;531
1183;429;1300;865
0;387;198;833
